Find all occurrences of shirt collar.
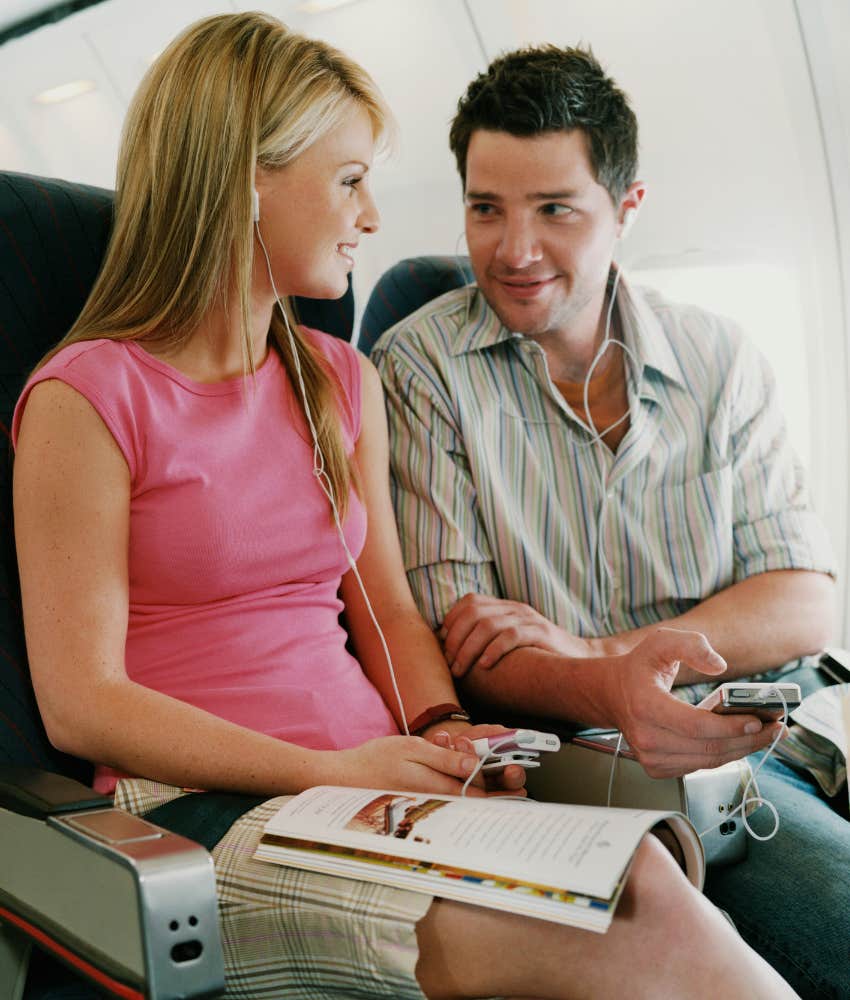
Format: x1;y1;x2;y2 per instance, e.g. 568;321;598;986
449;271;686;391
614;270;686;389
449;286;515;356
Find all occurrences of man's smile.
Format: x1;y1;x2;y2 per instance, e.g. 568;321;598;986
493;275;559;299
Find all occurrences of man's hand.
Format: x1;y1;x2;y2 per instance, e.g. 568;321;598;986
600;627;783;778
440;593;610;677
419;720;527;795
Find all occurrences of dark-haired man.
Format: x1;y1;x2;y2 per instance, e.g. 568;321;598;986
373;45;848;998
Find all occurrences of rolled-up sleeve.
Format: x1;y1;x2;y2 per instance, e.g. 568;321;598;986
374;344;501;628
727;340;836;580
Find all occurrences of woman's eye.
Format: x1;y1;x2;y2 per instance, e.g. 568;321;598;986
343;176;363;190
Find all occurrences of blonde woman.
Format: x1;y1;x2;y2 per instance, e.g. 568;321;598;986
12;13;795;999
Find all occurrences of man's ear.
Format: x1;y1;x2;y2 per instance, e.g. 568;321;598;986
617;181;647;237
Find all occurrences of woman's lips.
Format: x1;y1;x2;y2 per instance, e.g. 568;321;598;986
336;242;357;265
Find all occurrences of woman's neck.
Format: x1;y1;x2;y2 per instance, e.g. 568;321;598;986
143;297;273;383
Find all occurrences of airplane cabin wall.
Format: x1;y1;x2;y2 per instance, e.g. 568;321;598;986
1;0;848;641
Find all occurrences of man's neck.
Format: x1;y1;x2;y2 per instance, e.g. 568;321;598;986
530;289;621;384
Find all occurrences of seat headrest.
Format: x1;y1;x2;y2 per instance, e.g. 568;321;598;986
359;255;474;357
0;172;114;426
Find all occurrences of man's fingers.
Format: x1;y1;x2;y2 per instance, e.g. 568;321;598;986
441;593;497;635
642;627;727;679
442;608;504;668
635;721;782;760
441;617;477;668
647;692;767;740
454;620;551;674
449;620;505;676
626;719;783;775
474;627;550;670
635;727;782;778
441;595;554;675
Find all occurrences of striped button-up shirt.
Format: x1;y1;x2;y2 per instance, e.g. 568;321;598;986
372;275;836;665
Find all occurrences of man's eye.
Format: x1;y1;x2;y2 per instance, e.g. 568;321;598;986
541;203;573;217
468;203;496;216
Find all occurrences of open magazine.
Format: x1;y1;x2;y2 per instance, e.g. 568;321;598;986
255;786;704;933
775;682;849;801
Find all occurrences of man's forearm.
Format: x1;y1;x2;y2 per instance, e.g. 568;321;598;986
460;645;620;728
603;570;835;684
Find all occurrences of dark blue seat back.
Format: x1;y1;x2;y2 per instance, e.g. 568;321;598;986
359;255;474;357
0;173;115;784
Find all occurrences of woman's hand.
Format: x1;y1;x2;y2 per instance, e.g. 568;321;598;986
327;734;520;797
421;722;528;796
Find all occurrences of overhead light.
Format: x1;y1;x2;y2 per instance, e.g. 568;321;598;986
34;79;96;105
297;0;359;12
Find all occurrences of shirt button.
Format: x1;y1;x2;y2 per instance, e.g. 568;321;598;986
606;490;615;501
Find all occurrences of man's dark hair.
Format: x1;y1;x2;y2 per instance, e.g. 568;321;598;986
449;45;638;203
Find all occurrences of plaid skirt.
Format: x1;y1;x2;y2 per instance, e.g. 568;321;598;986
115;779;433;999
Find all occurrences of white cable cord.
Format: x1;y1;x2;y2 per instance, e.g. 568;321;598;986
577;266;639;633
256;223;410;734
604;688;787;843
698;688;788;843
606;731;625;807
459;733;536;800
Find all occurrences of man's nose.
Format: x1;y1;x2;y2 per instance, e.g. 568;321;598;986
495;219;543;269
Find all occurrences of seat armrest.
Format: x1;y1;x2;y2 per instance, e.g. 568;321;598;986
0;765;111;818
0;767;225;999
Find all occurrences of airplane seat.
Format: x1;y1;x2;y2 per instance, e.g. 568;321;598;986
0;171;355;999
359;255;474;357
0;173;112;788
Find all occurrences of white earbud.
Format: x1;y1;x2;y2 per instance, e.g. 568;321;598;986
620;206;638;239
252;188;260;222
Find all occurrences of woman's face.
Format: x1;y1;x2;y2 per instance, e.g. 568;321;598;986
253;103;380;300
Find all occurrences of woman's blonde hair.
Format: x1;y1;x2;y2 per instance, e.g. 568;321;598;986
39;11;391;516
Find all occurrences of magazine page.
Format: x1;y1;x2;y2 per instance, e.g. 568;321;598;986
776;684;849;798
257;786;693;901
791;683;849;757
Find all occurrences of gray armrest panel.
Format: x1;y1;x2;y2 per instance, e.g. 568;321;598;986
0;801;225;998
0;766;110;818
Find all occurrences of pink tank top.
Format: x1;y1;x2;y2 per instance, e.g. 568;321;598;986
13;333;399;792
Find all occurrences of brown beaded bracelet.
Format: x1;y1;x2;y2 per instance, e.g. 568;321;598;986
407;703;470;736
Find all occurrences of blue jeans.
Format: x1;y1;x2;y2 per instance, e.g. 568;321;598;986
704;754;850;998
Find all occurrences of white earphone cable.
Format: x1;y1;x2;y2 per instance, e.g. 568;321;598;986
255;221;410;735
697;688;787;843
605;688;787;843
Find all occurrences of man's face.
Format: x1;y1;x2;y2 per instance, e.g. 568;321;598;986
464;128;623;340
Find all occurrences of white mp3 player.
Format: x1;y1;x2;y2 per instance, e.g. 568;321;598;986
471;729;561;770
